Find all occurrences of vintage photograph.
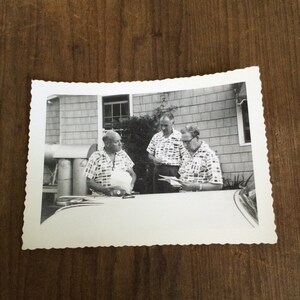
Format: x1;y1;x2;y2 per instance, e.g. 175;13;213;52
23;67;276;249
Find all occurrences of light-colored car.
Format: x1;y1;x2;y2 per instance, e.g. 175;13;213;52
40;189;258;248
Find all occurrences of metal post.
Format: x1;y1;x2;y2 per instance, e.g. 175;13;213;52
57;158;72;199
73;158;88;195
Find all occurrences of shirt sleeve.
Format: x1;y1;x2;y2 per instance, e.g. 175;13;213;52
146;135;156;156
179;141;188;163
205;152;223;184
83;152;99;179
123;151;134;170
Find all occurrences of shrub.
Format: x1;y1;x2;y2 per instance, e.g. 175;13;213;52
122;105;178;194
122;115;158;194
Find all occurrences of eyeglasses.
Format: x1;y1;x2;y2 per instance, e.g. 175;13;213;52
182;137;196;145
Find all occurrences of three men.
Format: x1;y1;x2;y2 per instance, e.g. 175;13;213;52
147;113;185;193
84;130;136;196
85;121;222;196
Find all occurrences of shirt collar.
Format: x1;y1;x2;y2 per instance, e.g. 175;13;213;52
187;140;206;157
101;148;121;160
160;128;176;138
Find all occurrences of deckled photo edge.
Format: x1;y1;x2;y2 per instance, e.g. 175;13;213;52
23;67;277;249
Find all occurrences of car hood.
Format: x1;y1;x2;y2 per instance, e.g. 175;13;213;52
37;190;258;248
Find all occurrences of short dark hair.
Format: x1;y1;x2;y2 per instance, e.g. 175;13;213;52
160;112;174;121
180;125;200;137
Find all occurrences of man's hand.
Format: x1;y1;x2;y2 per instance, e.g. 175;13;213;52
181;182;199;191
129;183;135;193
148;154;163;166
153;157;163;166
181;182;223;191
87;179;127;196
107;186;126;196
102;187;113;196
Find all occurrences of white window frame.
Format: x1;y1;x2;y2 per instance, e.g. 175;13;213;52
236;98;251;146
97;96;104;148
97;95;132;147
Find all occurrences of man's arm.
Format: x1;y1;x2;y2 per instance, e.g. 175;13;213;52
181;181;223;191
86;178;112;195
148;153;163;165
126;168;137;191
179;148;223;191
147;134;163;165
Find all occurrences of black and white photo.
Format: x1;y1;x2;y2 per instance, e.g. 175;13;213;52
23;67;276;249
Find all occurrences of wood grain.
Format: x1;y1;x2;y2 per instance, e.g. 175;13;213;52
0;0;299;299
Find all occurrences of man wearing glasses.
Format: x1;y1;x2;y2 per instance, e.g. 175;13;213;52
179;125;223;191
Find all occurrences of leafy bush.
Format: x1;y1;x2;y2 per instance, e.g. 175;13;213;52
152;104;178;123
121;105;179;194
122;115;158;194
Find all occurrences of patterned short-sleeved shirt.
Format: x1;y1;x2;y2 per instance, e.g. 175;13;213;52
146;129;184;166
84;149;134;187
179;141;223;184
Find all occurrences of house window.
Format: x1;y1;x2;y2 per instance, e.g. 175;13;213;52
235;82;251;146
102;95;130;134
236;98;251;145
241;100;251;143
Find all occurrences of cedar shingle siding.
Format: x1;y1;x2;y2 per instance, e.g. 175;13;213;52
60;95;98;145
132;84;253;181
45;84;253;182
45;97;60;144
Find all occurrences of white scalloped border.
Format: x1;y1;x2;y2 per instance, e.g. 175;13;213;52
22;66;277;250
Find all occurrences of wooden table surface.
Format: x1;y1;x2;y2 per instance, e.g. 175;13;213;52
1;1;299;299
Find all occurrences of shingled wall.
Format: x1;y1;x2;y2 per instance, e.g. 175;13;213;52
44;86;253;182
132;84;253;182
45;97;60;144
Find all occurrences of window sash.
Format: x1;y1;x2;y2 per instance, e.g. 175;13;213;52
103;98;129;131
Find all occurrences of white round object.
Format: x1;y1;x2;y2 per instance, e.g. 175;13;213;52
110;170;132;194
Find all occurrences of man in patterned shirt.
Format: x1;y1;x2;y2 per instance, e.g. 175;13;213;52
179;125;223;191
147;112;185;193
84;130;136;196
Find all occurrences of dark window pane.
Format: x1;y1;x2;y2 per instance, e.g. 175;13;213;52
103;95;129;103
104;116;113;129
103;95;129;131
113;117;120;123
104;123;112;129
104;104;112;117
121;102;129;116
242;101;251;143
104;117;112;122
113;104;120;117
119;116;129;123
112;118;121;129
